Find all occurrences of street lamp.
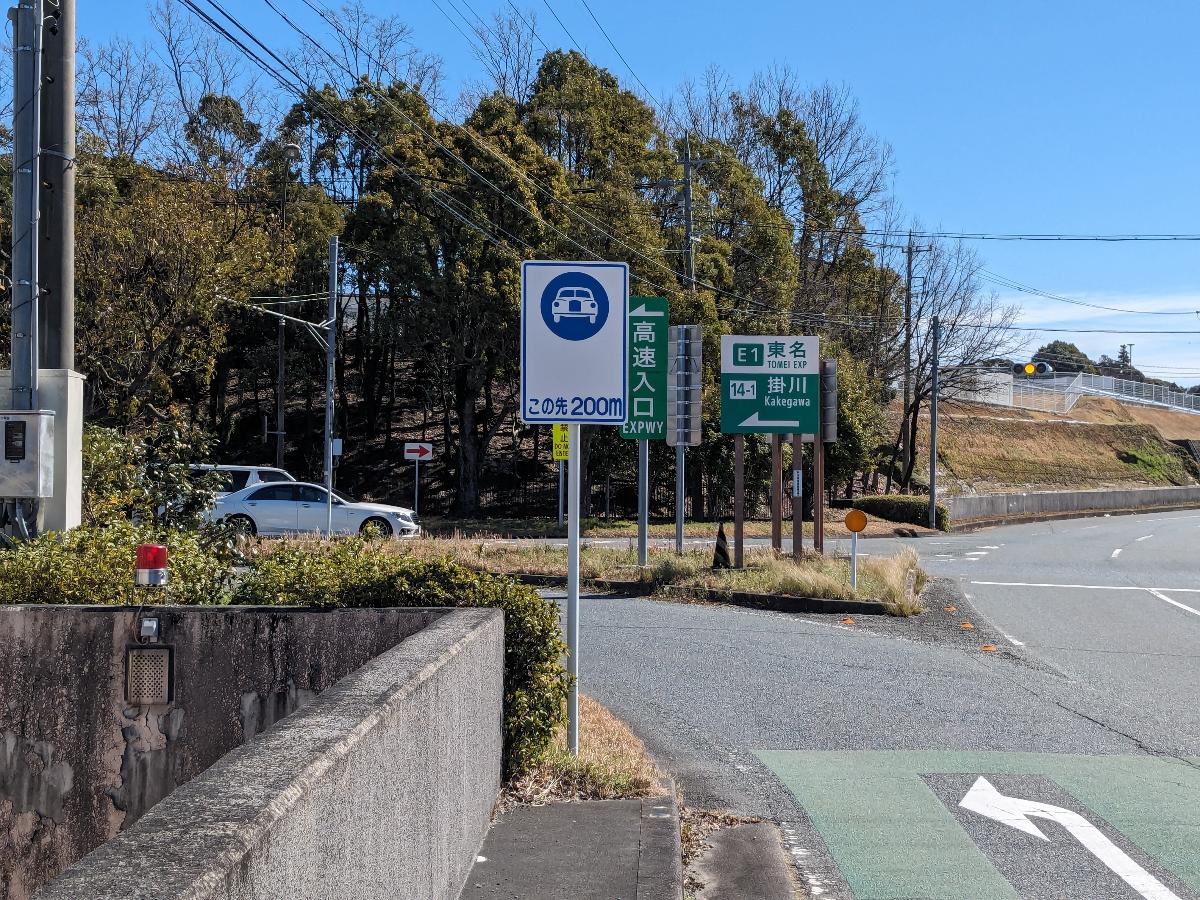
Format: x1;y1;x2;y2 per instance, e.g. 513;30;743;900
275;141;303;469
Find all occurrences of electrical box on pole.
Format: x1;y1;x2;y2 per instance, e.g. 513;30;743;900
1;411;54;498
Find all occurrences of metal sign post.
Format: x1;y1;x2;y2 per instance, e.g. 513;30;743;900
403;442;433;516
667;325;702;555
552;424;569;528
845;509;867;589
771;435;782;553
620;297;668;566
324;237;338;538
521;261;629;757
733;434;745;567
792;435;803;560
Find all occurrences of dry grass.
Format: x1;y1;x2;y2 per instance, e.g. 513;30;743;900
503;694;660;807
381;536;927;615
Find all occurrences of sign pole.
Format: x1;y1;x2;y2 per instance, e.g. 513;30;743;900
324;236;337;538
814;437;825;553
771;434;782;552
851;530;859;589
675;445;685;554
637;439;649;566
734;434;745;568
929;316;940;530
792;433;803;560
566;423;581;756
557;461;564;529
414;459;420;517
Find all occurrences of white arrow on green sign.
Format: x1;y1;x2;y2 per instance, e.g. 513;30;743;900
620;296;668;439
720;335;820;434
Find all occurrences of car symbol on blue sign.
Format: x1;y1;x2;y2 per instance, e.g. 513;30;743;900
541;272;609;341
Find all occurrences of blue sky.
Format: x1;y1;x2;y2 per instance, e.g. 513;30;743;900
87;1;1200;384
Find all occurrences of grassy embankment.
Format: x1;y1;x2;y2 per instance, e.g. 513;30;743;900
912;401;1200;493
393;537;927;616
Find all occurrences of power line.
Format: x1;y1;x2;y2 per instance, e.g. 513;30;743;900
981;270;1199;317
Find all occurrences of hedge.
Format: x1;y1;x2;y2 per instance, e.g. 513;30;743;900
235;541;569;774
848;495;950;531
0;530;568;776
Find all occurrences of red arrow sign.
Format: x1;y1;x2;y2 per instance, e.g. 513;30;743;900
404;442;433;460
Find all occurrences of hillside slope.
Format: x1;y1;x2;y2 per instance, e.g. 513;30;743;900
915;400;1200;494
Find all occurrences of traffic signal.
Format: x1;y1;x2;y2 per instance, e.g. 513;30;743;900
1012;361;1054;376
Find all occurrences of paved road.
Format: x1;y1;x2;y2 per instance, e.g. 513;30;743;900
557;510;1200;899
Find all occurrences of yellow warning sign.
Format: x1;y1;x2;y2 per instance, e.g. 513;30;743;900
552;424;570;461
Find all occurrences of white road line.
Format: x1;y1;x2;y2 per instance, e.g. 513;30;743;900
1136;534;1154;542
1111;549;1122;558
965;551;988;556
970;581;1200;594
1001;632;1025;647
977;545;1000;550
1148;589;1200;619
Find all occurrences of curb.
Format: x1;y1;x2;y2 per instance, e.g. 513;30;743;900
512;574;892;616
637;777;684;900
950;499;1200;532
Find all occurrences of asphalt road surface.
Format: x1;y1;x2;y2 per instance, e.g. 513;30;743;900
555;510;1200;900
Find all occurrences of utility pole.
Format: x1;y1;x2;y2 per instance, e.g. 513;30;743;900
676;137;696;553
9;0;43;412
900;231;914;477
38;0;73;371
928;316;940;530
323;236;338;536
275;143;300;470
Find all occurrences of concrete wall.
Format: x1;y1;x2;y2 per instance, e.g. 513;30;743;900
35;608;504;900
946;484;1200;523
0;606;449;900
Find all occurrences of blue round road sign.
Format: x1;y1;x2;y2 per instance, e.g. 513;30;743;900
540;271;609;341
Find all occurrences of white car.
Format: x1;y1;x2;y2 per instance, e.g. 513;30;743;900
191;464;295;498
551;287;598;324
206;482;420;537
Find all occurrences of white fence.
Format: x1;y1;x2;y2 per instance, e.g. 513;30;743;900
952;368;1200;417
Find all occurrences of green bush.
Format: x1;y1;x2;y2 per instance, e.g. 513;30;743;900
235;541;570;775
849;495;950;531
0;522;235;606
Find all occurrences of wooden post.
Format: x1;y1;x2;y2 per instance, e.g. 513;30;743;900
791;433;802;561
734;434;745;568
770;434;782;552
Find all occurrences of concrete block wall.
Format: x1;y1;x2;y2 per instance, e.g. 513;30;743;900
35;608;504;900
946;484;1200;523
0;606;445;900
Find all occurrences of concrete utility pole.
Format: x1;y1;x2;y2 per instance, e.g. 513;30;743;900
38;0;73;371
900;231;914;476
9;0;44;412
928;316;940;530
677;138;697;552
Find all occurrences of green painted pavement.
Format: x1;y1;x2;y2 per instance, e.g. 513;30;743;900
757;751;1200;900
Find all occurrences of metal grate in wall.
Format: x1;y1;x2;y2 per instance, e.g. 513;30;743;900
125;646;175;705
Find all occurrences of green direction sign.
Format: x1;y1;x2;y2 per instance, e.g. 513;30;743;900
719;335;819;434
620;297;668;439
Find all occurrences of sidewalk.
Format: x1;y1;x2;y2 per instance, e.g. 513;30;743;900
460;782;682;900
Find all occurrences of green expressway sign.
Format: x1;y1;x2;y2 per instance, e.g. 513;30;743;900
620;297;668;439
719;335;819;434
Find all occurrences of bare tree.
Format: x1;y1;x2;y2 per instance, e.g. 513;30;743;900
459;10;540;111
77;37;168;158
150;0;271;162
893;235;1023;490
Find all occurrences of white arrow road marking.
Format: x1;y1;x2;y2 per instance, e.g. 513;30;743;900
1136;534;1154;542
739;412;802;428
959;777;1183;900
1112;548;1123;558
629;303;665;317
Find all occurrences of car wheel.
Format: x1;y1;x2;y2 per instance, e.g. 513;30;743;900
588;315;596;324
360;516;393;538
553;314;561;323
226;514;257;536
